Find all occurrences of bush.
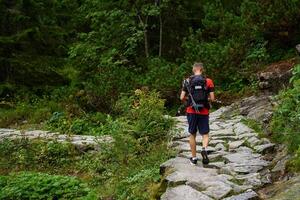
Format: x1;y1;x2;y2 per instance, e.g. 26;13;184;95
0;139;79;172
271;65;300;171
115;89;174;142
0;172;96;200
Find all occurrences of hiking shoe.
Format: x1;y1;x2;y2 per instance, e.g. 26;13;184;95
201;150;209;165
189;157;198;166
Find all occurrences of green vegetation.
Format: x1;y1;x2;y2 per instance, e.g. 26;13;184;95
1;0;300;198
1;0;300;117
0;172;96;200
242;118;264;138
0;91;176;199
271;64;300;171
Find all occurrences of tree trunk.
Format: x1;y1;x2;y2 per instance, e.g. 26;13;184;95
144;27;149;58
158;14;162;57
138;14;149;58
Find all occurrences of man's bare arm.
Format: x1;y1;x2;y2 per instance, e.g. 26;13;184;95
180;90;186;101
209;92;215;102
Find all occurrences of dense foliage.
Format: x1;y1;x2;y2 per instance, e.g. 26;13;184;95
0;172;96;200
0;91;175;199
271;64;300;171
1;0;300;116
1;0;300;198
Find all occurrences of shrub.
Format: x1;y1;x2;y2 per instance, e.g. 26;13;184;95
0;139;79;172
0;172;96;200
115;89;174;142
271;65;300;171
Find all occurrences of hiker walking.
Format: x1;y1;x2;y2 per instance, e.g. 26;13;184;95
180;62;215;165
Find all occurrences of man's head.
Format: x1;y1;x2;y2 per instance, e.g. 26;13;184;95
192;62;204;75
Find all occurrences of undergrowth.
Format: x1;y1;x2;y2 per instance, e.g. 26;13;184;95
0;90;176;199
271;64;300;171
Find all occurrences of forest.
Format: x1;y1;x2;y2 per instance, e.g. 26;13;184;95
0;0;300;199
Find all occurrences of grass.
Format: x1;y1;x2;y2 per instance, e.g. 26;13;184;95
0;90;177;199
241;118;264;138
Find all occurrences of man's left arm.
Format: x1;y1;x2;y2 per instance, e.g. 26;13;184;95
207;79;215;102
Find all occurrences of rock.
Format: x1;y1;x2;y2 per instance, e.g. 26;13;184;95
257;59;296;93
296;44;300;54
223;150;269;174
211;135;238;140
209;106;233;120
0;128;112;152
202;182;233;199
215;143;227;151
236;173;262;188
0;128;16;132
258;175;300;200
224;152;269;167
254;143;275;153
238;132;257;140
160;105;278;200
161;185;213;200
271;156;290;174
229;140;244;149
271;145;290;176
210;128;234;136
210;122;221;131
173;124;190;139
237;95;274;124
208;161;225;169
223;189;258;200
222;163;264;174
234;122;254;135
247;137;261;147
209;139;226;146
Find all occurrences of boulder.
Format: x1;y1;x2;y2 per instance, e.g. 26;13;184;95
296;44;300;54
223;189;258;200
258;59;296;93
229;140;245;149
254;143;275;153
161;185;213;200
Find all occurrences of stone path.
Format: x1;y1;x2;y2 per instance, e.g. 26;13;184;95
0;128;112;151
160;107;275;200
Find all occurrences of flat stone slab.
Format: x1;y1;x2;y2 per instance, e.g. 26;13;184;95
229;140;245;149
210;128;235;136
254;143;275;153
223;189;258;200
161;185;213;200
0;129;112;151
163;107;274;200
234;123;254;135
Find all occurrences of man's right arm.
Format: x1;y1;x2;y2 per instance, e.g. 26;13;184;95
180;90;186;101
209;92;215;102
180;79;188;101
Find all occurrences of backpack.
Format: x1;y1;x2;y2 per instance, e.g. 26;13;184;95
186;75;209;110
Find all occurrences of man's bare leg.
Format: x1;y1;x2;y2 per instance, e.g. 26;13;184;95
189;134;197;158
202;133;209;148
201;133;210;164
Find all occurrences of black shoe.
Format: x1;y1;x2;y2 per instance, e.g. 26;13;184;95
201;150;209;165
189;157;197;166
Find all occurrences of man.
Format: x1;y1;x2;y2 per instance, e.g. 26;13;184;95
180;62;215;165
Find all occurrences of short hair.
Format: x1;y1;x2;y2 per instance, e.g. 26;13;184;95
193;62;204;70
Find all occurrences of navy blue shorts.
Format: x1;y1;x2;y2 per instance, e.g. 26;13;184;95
187;114;209;135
